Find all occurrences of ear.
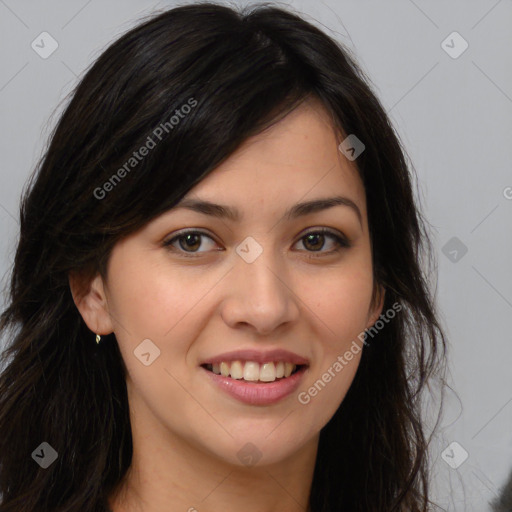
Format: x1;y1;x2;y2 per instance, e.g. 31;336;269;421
68;271;114;336
366;283;386;329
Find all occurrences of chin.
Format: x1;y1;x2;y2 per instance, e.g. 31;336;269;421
210;429;312;468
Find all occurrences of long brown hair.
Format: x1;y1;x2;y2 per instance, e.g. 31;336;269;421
0;3;447;511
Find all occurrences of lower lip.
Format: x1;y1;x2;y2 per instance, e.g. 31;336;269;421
202;366;307;405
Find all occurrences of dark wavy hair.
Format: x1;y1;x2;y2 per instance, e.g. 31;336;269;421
0;2;447;511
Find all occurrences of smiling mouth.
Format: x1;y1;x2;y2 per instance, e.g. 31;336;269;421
201;361;305;383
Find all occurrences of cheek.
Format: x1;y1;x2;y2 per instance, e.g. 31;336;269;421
302;263;375;346
104;250;229;387
295;262;372;421
106;252;215;339
298;349;361;432
295;272;370;434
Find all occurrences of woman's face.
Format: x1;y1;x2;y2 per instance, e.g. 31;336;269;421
77;99;384;468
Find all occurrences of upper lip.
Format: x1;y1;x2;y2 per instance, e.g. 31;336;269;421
200;349;310;366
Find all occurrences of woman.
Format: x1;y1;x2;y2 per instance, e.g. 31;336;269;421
0;3;447;511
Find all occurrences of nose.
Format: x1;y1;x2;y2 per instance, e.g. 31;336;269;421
220;242;300;336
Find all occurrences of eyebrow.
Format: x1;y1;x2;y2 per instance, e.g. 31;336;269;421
173;195;362;227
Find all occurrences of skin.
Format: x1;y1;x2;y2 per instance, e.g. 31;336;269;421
70;98;385;512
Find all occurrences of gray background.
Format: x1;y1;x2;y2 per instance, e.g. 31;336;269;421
0;1;511;510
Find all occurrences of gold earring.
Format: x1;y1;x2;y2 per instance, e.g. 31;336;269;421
95;334;101;344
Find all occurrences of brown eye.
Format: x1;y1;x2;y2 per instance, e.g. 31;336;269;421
178;233;202;252
163;230;219;257
302;233;325;251
296;229;351;255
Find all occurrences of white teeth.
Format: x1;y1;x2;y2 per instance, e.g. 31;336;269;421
243;362;260;381
220;362;230;377
206;360;299;381
230;360;243;380
259;362;276;382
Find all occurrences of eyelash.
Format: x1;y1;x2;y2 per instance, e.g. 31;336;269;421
163;228;351;259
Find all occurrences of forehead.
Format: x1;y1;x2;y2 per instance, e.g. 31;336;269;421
185;99;366;215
